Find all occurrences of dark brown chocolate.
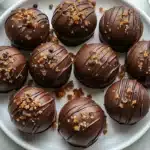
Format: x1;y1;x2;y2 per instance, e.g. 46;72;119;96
29;42;73;88
51;0;97;46
126;41;150;87
5;8;49;50
58;97;106;148
99;6;143;52
0;46;28;92
8;86;56;134
105;79;150;125
74;43;119;88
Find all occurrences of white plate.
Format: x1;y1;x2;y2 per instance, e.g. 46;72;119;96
0;0;150;150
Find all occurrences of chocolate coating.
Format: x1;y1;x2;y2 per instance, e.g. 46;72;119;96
51;0;97;46
8;86;56;134
29;42;73;88
74;43;119;88
0;46;28;92
126;41;150;87
99;6;143;52
105;79;150;125
5;8;49;50
58;97;105;148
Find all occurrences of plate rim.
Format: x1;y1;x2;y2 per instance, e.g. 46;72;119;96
0;0;150;150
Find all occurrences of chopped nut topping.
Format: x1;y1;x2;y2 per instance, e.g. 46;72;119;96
89;112;94;119
38;110;43;114
119;103;124;108
138;61;143;70
118;65;126;80
84;20;90;26
143;51;149;57
103;122;108;135
25;34;32;40
73;118;78;123
74;125;80;131
67;94;73;101
52;122;57;129
87;94;92;99
131;100;137;108
115;93;120;100
16;118;20;122
99;7;105;13
41;24;45;28
73;88;84;98
126;88;132;94
55;67;60;72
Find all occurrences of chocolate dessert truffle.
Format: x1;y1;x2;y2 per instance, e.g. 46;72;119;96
8;86;56;134
0;46;28;92
105;79;150;125
5;8;49;50
51;0;97;46
74;43;119;88
58;96;106;148
99;6;143;52
126;41;150;87
29;42;73;88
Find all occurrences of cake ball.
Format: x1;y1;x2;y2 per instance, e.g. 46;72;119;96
126;41;150;87
0;46;28;92
8;86;56;134
5;8;49;50
29;42;73;88
105;79;150;125
58;96;106;148
99;6;143;52
51;0;97;46
74;43;119;88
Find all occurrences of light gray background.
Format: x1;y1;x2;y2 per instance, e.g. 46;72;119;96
0;0;150;149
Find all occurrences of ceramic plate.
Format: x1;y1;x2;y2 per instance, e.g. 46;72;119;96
0;0;150;150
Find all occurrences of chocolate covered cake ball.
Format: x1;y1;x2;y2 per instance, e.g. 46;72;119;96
74;43;119;88
105;79;150;125
99;6;143;52
5;8;49;50
8;86;56;134
51;0;97;46
58;97;106;148
0;46;28;92
126;41;150;87
29;42;73;88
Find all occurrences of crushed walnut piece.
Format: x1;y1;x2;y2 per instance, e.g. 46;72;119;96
74;125;80;131
87;94;92;99
73;88;84;98
131;100;137;108
115;93;120;100
67;94;73;101
55;81;74;99
103;121;108;135
52;121;58;129
55;88;65;99
119;103;124;108
47;29;59;44
67;88;85;101
99;7;105;13
143;50;149;57
118;65;126;80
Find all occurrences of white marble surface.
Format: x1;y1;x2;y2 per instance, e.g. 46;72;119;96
0;0;150;150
